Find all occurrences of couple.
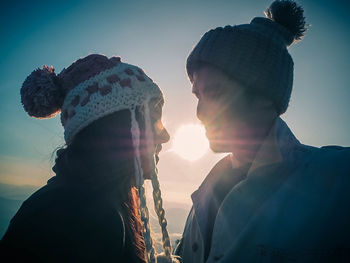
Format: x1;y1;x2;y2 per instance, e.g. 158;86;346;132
1;0;350;262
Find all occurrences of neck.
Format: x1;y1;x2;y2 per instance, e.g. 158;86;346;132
230;114;278;167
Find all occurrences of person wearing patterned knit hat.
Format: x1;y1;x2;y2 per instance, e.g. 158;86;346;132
0;54;179;263
175;0;350;262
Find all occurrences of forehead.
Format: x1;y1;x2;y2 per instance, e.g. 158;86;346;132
192;66;220;82
149;96;164;114
151;96;163;107
192;66;231;93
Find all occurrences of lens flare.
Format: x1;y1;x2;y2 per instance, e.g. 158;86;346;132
172;124;209;161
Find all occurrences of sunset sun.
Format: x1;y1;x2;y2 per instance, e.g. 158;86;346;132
172;124;209;161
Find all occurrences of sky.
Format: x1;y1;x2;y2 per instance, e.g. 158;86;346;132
0;0;349;207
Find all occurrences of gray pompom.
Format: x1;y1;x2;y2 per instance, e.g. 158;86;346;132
265;0;307;43
21;65;65;118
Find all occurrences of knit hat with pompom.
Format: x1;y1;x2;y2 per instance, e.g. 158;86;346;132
186;0;307;115
21;54;162;144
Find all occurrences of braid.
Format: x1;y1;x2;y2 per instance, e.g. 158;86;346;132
132;98;176;262
143;99;173;261
130;107;156;263
139;183;156;263
151;166;172;257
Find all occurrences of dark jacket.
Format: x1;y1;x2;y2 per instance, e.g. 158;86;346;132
175;117;350;263
0;164;137;262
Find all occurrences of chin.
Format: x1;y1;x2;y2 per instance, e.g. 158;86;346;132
209;140;231;153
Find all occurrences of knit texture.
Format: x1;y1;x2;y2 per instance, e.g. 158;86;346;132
61;63;162;144
186;17;295;115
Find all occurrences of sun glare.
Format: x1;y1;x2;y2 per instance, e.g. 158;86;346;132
172;124;209;161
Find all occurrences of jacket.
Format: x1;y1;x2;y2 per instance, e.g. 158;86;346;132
0;165;138;262
175;117;350;262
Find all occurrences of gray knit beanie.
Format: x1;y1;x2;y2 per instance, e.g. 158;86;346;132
186;0;307;115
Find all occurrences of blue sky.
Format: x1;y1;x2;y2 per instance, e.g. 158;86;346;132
0;0;349;203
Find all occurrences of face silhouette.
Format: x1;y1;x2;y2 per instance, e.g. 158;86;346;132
140;98;170;180
191;66;255;154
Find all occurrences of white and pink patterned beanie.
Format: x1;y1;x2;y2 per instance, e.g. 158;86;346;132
21;54;161;143
20;54;177;263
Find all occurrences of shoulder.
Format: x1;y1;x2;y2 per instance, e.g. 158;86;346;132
319;145;350;162
293;145;350;199
211;154;233;173
193;154;232;195
1;180;126;260
305;145;350;173
6;180;61;225
0;181;63;259
1;206;126;261
203;155;232;183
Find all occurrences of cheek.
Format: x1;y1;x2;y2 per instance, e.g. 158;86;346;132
197;98;227;124
197;99;213;121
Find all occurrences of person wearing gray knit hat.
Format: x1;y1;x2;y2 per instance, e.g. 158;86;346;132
186;0;305;116
175;1;350;262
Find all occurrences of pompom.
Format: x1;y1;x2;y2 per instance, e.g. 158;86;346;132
265;0;307;43
21;65;65;118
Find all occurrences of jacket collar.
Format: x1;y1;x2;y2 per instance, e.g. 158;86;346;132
191;117;301;242
230;117;301;175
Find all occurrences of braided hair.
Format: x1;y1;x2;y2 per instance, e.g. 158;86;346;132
131;98;177;263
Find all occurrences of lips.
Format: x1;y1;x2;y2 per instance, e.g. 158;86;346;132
205;125;220;139
155;145;162;164
155;145;162;155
